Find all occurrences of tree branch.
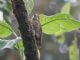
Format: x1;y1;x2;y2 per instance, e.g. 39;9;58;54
11;0;39;60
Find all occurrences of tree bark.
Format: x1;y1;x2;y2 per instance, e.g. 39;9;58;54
11;0;39;60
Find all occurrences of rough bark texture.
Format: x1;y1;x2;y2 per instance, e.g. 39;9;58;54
11;0;39;60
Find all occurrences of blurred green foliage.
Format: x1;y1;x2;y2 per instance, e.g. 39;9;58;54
0;1;79;60
23;0;34;15
69;40;78;60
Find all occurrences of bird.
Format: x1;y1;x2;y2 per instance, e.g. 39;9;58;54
32;14;42;49
29;0;51;48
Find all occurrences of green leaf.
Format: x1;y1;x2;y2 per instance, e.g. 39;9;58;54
23;0;34;15
69;41;79;60
61;2;71;14
0;21;12;38
40;13;80;35
15;40;24;49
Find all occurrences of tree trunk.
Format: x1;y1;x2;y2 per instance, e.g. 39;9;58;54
11;0;39;60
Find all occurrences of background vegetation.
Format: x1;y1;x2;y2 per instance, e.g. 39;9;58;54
0;0;80;60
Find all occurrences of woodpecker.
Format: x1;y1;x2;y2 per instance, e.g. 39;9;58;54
32;14;42;48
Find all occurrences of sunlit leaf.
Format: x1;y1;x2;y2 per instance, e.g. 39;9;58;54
40;13;80;35
0;21;12;38
15;40;24;59
15;40;24;49
61;2;71;14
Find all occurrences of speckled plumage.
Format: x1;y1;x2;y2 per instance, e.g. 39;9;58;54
32;14;42;48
